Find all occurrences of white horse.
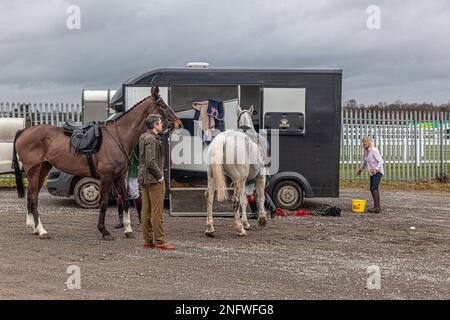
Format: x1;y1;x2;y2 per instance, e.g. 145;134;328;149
205;105;269;237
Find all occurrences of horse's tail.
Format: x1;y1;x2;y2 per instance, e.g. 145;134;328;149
210;136;228;202
12;129;25;198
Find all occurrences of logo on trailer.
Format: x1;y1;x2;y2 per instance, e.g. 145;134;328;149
279;115;290;128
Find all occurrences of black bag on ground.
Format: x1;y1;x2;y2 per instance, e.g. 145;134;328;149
315;205;341;217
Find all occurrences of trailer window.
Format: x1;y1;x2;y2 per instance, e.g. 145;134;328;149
263;88;306;134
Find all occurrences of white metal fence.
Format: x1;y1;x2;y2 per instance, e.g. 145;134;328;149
0;102;82;183
341;109;450;181
0;102;82;126
1;103;449;182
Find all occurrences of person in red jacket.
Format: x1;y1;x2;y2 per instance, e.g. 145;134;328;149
245;179;277;219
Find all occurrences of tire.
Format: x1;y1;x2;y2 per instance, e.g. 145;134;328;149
73;177;101;209
272;180;304;210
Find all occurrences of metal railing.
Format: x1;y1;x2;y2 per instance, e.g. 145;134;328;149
0;102;82;126
341;109;450;181
1;103;449;182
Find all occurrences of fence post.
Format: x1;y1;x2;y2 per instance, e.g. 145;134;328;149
395;110;399;181
414;110;418;181
408;110;412;180
344;109;348;181
355;109;358;179
340;109;343;181
439;111;444;178
432;111;436;180
443;112;450;178
424;111;428;180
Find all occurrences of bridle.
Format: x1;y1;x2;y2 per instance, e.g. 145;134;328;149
152;95;177;131
237;110;253;130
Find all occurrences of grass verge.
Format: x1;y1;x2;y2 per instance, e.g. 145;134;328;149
340;179;450;193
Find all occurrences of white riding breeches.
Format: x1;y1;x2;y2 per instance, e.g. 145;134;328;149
127;177;140;200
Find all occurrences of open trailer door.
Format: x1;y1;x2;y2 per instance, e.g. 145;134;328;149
169;99;239;217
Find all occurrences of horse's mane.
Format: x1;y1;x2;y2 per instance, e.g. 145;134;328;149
106;97;150;124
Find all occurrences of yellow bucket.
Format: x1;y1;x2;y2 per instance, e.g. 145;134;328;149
352;199;366;213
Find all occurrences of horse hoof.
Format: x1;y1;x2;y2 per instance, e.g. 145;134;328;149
237;231;248;237
205;231;215;237
125;232;134;238
244;223;251;230
258;218;267;226
39;233;50;239
103;234;113;241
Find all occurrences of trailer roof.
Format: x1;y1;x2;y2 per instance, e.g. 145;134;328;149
125;68;342;83
110;68;343;106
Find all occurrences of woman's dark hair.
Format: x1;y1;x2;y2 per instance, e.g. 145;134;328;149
146;114;162;129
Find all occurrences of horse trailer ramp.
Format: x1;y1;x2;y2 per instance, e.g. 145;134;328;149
169;188;235;217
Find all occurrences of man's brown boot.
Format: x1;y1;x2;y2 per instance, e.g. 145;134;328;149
155;243;176;250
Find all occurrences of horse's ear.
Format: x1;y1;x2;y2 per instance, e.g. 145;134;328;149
248;105;254;114
236;104;242;113
151;86;160;99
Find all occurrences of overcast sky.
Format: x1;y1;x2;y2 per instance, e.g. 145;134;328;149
1;0;449;105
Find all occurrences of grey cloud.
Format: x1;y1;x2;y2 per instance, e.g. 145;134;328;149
0;0;449;104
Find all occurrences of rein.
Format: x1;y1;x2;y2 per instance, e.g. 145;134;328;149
103;124;132;166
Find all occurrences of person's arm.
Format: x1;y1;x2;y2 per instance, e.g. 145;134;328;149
372;148;384;172
145;138;164;181
357;154;366;175
359;160;366;171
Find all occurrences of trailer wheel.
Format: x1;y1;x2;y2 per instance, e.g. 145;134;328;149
73;177;100;209
273;180;304;210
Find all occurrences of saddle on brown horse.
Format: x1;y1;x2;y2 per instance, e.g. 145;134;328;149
63;120;103;155
63;120;103;178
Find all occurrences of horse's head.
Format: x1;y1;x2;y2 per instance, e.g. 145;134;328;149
150;86;183;131
237;105;255;132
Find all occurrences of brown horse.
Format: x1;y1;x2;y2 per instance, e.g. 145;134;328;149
12;86;181;240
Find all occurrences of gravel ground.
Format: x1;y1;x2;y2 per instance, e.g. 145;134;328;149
0;188;449;300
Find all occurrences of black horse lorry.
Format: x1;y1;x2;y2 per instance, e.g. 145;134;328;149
47;67;342;212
